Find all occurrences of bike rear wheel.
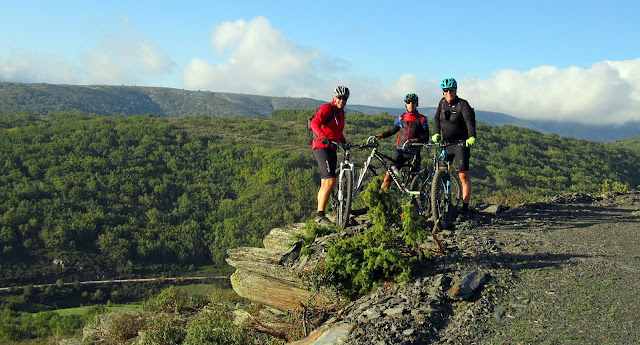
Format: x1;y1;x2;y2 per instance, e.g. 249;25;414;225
336;171;353;229
431;170;453;229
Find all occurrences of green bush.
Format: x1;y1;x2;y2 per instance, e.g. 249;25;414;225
323;180;416;298
183;307;248;345
139;313;187;345
295;220;339;256
143;285;192;314
107;311;149;343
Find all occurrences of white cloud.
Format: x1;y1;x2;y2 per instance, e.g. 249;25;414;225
0;50;83;84
86;35;175;84
0;24;175;86
462;59;640;125
183;16;327;96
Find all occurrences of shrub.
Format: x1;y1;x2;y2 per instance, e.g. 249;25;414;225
139;313;186;345
323;180;415;298
295;220;339;256
183;307;248;345
107;311;149;342
143;285;192;314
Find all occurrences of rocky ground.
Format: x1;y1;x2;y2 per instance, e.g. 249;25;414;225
286;191;640;344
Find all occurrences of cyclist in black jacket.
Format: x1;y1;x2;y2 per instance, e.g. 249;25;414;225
373;93;429;190
431;78;476;220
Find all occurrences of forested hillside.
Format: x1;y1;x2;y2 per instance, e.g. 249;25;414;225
3;82;639;142
612;136;640;153
1;111;638;287
0;83;325;118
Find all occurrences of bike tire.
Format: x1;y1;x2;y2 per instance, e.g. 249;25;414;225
450;173;463;207
431;170;453;229
410;169;432;218
336;171;353;230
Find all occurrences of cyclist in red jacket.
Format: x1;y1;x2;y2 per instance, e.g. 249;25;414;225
310;85;349;225
373;93;429;190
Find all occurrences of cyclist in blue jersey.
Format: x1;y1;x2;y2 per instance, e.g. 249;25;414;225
373;93;429;190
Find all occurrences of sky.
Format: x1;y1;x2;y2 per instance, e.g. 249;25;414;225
1;0;639;125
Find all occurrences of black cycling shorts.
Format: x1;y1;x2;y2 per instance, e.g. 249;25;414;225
313;148;337;179
392;149;421;173
445;145;470;171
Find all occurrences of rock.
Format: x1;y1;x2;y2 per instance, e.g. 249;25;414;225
287;322;354;345
263;223;308;250
482;204;509;214
226;224;332;312
384;307;406;316
447;270;489;301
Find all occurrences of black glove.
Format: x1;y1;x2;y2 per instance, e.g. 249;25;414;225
321;137;331;146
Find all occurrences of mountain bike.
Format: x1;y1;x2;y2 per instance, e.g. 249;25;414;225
353;137;429;210
430;140;466;229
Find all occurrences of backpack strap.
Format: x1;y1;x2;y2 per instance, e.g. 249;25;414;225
310;103;335;141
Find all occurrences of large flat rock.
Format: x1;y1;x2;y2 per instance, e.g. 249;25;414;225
226;223;331;312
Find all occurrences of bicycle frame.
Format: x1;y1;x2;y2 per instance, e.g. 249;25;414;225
355;143;422;197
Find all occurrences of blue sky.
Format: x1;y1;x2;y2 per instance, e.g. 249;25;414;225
1;0;639;125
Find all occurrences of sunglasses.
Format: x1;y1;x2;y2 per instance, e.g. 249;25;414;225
442;88;455;93
337;96;348;101
405;101;416;104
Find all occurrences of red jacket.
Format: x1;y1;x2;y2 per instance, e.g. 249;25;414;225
310;100;346;150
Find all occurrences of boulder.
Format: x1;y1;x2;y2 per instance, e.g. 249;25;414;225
226;223;331;312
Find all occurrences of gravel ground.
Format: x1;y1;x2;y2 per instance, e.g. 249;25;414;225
429;191;640;345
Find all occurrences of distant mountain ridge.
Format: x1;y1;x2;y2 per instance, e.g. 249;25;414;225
1;82;638;142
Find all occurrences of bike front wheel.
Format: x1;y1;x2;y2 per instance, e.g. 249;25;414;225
336;171;353;230
450;172;463;207
431;170;453;229
410;169;432;218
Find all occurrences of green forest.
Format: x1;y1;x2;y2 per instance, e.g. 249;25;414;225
1;111;639;288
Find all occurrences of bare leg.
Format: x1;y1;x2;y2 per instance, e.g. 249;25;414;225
458;171;471;204
381;172;391;190
317;177;336;212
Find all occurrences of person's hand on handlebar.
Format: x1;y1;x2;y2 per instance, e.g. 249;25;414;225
465;136;476;147
321;137;337;148
402;138;419;151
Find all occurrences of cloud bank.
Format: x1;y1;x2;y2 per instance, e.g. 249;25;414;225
464;60;640;124
0;32;175;86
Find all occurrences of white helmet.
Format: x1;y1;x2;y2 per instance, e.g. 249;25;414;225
333;85;350;99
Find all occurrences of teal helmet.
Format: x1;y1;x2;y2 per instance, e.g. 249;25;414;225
404;93;419;106
440;78;457;89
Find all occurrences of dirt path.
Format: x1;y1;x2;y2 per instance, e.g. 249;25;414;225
434;192;640;344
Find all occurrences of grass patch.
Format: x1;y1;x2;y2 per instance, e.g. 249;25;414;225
54;302;143;316
177;284;232;297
